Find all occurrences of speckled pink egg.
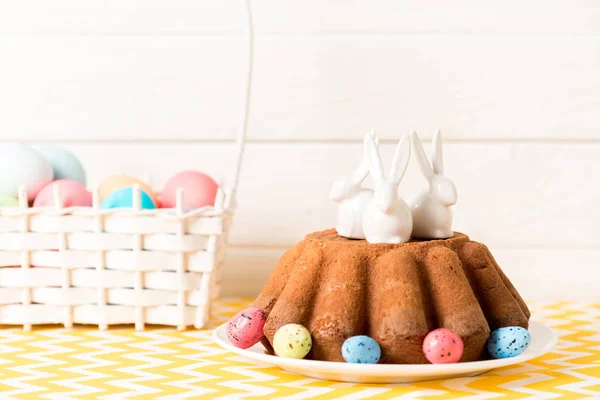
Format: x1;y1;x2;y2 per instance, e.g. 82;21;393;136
423;328;464;364
33;179;92;207
160;171;219;209
227;307;267;349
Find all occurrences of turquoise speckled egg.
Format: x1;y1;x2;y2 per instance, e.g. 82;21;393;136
342;336;381;364
487;326;531;359
101;187;156;210
273;324;312;359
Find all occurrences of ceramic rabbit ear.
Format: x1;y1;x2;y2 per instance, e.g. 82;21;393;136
389;134;411;184
363;134;384;181
369;128;381;146
350;129;377;185
411;131;434;181
432;129;444;175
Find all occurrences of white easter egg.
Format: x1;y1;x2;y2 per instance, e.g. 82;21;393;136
0;143;53;200
38;145;86;186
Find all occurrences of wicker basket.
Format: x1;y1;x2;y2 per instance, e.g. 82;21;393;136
0;1;254;331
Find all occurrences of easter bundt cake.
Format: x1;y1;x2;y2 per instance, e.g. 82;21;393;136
254;229;530;364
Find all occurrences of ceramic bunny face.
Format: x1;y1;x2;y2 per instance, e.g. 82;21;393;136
361;134;413;244
331;130;379;239
410;130;457;239
431;175;457;206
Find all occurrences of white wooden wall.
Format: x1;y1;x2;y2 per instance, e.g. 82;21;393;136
5;0;599;301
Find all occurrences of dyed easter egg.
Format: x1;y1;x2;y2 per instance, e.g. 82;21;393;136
34;180;92;207
273;324;312;359
0;194;18;207
342;335;381;364
0;142;53;200
487;327;530;359
423;328;464;364
226;307;267;349
38;146;86;186
98;175;158;206
160;171;219;209
100;187;156;210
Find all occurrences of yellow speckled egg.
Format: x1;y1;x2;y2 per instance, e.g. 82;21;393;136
273;324;312;359
97;175;158;206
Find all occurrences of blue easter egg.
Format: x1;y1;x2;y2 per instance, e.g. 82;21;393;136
486;326;531;359
38;145;86;186
342;335;381;364
101;187;156;210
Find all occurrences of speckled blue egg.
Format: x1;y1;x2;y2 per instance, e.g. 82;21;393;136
486;327;531;359
342;336;381;364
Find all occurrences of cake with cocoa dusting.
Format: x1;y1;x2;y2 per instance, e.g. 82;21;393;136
254;229;530;364
224;131;532;365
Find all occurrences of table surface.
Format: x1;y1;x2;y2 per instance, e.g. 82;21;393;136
0;298;598;399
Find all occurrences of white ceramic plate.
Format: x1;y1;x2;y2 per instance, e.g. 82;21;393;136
213;321;557;384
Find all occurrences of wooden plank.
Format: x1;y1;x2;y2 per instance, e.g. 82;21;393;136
30;141;600;249
6;0;600;35
6;36;600;141
220;247;600;302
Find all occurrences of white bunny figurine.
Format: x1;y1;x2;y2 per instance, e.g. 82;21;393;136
362;133;413;244
330;130;380;239
409;130;457;239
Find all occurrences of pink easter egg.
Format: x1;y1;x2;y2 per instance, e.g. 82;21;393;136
423;328;464;364
160;170;219;209
33;179;92;207
227;307;267;349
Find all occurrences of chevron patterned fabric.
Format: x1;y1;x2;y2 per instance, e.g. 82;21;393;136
0;299;598;399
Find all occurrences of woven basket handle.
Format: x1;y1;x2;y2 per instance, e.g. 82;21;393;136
226;0;254;210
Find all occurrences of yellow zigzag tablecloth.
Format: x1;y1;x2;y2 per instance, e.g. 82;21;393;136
0;299;598;399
